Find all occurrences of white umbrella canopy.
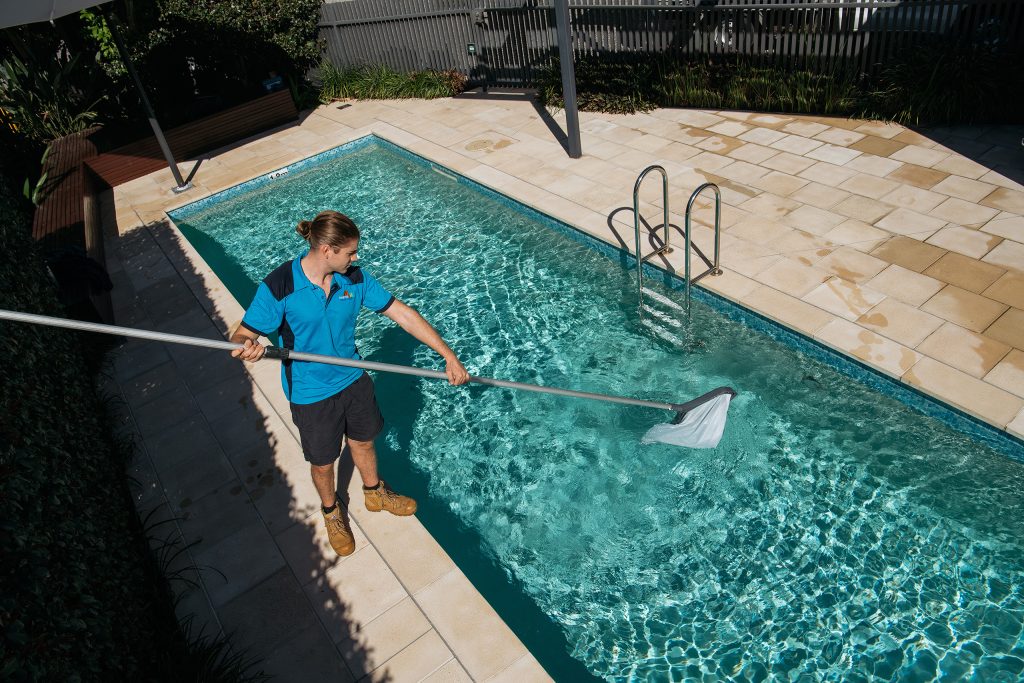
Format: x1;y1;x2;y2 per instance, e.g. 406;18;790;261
0;1;113;29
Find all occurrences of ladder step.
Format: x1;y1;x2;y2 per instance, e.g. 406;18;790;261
640;303;684;328
640;287;687;313
640;316;684;346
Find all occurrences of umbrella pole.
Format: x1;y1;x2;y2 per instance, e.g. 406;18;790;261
105;9;191;193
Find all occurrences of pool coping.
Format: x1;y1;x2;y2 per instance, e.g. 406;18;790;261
168;132;1024;462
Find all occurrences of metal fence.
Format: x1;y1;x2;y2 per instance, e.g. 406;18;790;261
319;0;1023;87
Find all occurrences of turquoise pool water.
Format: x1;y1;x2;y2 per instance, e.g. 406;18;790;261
171;138;1024;681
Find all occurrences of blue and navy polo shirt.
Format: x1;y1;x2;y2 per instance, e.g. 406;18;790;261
240;253;395;404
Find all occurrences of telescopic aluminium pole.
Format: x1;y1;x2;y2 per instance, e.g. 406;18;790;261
0;309;735;415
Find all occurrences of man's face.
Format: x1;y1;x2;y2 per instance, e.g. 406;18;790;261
325;239;359;273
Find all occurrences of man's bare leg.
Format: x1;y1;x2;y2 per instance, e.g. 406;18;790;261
311;461;356;556
347;437;380;488
311;463;339;507
347;437;416;515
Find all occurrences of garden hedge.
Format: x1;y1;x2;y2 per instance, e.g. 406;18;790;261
0;179;177;679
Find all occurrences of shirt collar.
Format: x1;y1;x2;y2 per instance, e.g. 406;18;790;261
293;253;357;290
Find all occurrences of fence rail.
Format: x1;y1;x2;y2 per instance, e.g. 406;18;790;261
318;0;1023;87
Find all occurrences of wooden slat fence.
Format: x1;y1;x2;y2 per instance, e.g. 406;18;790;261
318;0;1022;87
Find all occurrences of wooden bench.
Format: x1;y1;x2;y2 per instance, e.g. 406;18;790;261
31;128;100;252
85;89;298;189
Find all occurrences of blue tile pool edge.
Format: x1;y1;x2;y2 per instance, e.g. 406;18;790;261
167;134;1024;463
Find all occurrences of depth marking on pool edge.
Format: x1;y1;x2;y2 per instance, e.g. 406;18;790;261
267;167;290;180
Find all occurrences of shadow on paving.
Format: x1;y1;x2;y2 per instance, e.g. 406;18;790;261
102;211;391;681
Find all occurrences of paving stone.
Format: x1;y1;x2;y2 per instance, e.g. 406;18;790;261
832;195;894;224
857;297;943;348
306;546;408;639
839;173;902;200
790;181;850;209
784;205;846;235
365;631;454;683
845;153;902;178
797;161;858;187
823;219;891;253
930;197;1000;227
866;263;945;307
886;164;951;194
917;322;1011;378
194;519;286;607
160;448;236;512
920;285;1008;333
984;349;1024;398
802;278;887;321
874;208;947;239
850;136;905;157
421;659;473;683
924;252;1006;293
902;357;1023;426
984;272;1024;309
131;383;202;439
925;226;1003;259
815;247;889;284
806;143;861;166
813;128;866;147
178;483;259;548
983;240;1024;271
981;214;1024;241
761;151;817;175
890;145;950;168
218;568;322;656
415;569;528;681
814;318;921;378
880;185;947;214
338;597;433;676
931;175;1000;202
870;236;947;272
982;308;1024;350
260;624;355;682
982;187;1024;214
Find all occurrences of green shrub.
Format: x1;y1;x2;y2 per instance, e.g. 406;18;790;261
0;53;103;144
0;175;262;680
538;47;1020;125
863;41;1023;125
319;62;467;102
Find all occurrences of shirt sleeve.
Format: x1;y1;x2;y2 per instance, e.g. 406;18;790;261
240;282;284;336
360;269;396;313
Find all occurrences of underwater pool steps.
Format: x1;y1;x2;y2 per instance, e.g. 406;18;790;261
632;167;724;317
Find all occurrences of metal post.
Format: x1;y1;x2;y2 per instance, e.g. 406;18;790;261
105;12;191;193
553;0;582;158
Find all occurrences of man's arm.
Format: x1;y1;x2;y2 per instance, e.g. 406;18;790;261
383;300;469;385
229;324;265;362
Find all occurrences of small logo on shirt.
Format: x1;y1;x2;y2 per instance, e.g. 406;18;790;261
341;289;352;299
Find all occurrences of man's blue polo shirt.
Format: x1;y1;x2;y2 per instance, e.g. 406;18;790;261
240;253;395;404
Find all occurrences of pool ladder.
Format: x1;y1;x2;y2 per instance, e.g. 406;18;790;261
633;165;723;318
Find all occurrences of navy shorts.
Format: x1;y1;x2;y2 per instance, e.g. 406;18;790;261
289;373;384;466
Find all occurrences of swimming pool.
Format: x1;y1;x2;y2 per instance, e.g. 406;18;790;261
171;136;1024;681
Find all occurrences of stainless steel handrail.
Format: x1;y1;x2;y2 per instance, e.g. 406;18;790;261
683;182;723;313
633;165;672;304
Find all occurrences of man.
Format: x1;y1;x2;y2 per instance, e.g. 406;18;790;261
230;210;469;556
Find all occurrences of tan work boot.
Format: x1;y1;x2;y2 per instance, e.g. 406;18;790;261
322;504;355;556
363;480;417;516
